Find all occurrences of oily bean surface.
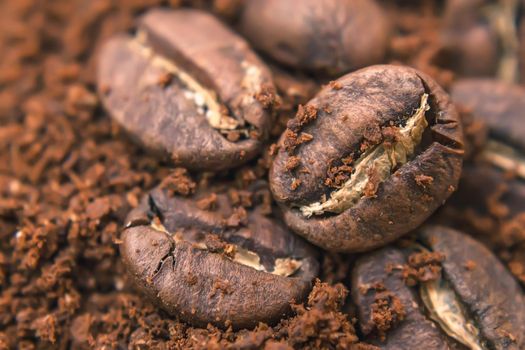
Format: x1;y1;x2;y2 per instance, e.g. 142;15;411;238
352;226;525;349
121;184;319;329
97;9;277;171
239;0;389;75
270;65;464;252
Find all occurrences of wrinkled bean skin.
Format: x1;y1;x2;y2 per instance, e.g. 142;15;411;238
97;9;277;171
270;65;464;253
352;226;525;349
452;79;525;151
239;0;390;75
120;185;319;329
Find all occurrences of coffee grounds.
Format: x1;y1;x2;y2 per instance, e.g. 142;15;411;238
370;290;405;342
0;0;521;348
358;283;405;342
402;251;444;287
159;168;197;197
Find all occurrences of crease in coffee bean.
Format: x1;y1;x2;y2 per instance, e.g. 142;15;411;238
375;240;489;349
147;193;165;223
132;31;252;138
412;243;488;350
210;238;303;277
146;211;303;277
125;217;150;228
151;242;176;278
418;75;466;153
239;60;267;107
421;277;486;350
300;93;430;217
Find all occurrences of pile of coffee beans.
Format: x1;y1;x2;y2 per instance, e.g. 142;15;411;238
93;1;525;347
2;0;525;348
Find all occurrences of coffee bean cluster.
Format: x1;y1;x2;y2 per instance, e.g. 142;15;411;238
97;1;525;346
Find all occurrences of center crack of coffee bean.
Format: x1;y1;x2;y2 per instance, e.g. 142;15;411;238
150;218;302;277
132;31;245;134
300;93;430;217
415;245;488;350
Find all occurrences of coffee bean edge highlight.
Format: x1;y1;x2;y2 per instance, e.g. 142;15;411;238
97;8;279;171
269;65;464;253
120;187;319;329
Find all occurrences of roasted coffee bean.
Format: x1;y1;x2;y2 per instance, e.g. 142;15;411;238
437;161;525;286
439;79;525;265
450;79;525;218
97;9;278;171
452;79;525;155
441;0;522;81
239;0;390;75
441;0;500;77
120;182;319;329
269;65;464;252
352;226;525;349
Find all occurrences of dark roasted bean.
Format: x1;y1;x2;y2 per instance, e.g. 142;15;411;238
239;0;390;75
269;65;464;252
97;8;278;171
352;226;525;349
120;182;319;329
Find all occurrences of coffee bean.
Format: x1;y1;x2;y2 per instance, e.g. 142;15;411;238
452;79;525;154
440;0;522;81
449;79;525;221
120;182;319;329
97;9;278;171
440;0;500;77
437;159;525;287
441;79;525;249
239;0;390;75
269;65;464;252
352;226;525;349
